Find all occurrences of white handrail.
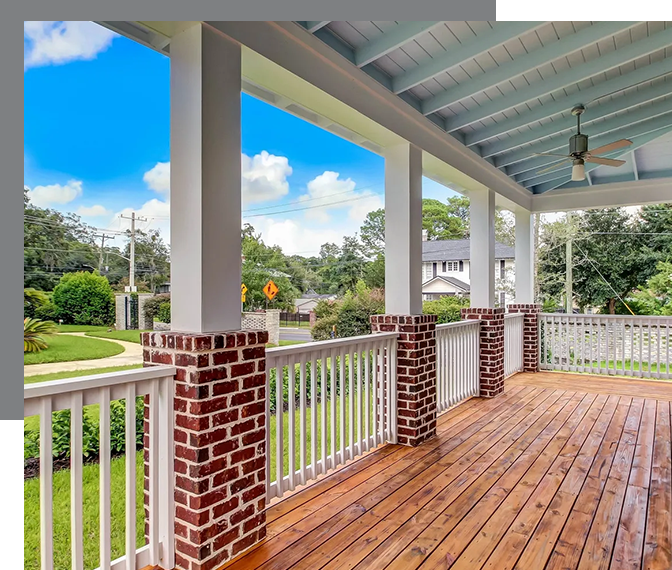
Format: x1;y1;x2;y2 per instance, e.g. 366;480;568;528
436;320;480;412
266;333;397;500
504;313;525;378
539;313;672;380
24;366;176;570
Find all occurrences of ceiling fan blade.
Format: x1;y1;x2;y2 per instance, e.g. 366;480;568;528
585;156;626;167
533;152;572;158
536;159;572;174
588;139;632;156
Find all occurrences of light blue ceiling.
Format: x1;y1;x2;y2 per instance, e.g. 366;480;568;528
297;21;672;194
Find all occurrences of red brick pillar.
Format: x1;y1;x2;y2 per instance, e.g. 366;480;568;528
507;303;541;373
141;330;268;570
461;307;505;398
370;314;437;447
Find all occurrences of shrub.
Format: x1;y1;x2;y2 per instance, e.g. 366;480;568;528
311;281;384;341
157;302;171;324
35;301;58;321
24;317;58;353
24;288;49;319
422;295;470;324
143;293;170;322
52;271;115;326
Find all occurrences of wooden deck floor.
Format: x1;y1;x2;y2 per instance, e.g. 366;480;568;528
223;372;672;570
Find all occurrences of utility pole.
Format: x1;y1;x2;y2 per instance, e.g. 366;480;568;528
93;233;115;273
120;212;147;292
566;212;573;314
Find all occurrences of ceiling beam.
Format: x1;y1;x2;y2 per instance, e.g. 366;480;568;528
97;21;171;54
302;21;330;33
481;79;672;159
445;25;672;133
391;21;544;95
423;22;636;117
355;22;443;67
503;96;672;174
530;126;672;193
531;177;672;212
464;57;672;147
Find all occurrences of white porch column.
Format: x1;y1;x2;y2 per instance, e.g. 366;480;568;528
170;24;242;333
514;209;535;304
469;188;496;307
384;143;423;315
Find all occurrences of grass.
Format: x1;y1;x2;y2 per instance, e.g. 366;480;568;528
85;330;149;344
267;340;307;348
24;335;125;366
280;321;312;329
56;325;109;333
25;364;143;385
24;451;145;570
554;358;671;376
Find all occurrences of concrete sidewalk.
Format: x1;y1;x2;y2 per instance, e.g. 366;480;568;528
24;332;143;377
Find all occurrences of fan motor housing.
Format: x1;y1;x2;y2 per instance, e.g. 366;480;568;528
569;133;588;156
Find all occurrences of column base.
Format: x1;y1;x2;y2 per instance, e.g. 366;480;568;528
508;304;542;373
461;308;505;397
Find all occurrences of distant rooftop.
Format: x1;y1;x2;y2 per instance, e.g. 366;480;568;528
422;239;515;262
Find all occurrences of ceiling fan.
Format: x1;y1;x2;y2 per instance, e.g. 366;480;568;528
533;105;633;181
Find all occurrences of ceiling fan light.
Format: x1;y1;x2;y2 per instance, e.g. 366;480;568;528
571;160;585;181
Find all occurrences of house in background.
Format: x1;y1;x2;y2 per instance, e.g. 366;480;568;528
294;289;337;313
421;231;515;305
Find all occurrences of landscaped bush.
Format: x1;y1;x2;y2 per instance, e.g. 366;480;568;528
143;293;170;323
24;317;58;353
52;271;115;326
24;288;49;319
422;295;470;324
157;302;171;324
24;397;145;462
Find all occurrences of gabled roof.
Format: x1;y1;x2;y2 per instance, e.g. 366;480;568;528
422;275;470;292
422;239;514;262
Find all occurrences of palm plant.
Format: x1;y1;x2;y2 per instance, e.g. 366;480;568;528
24;317;58;353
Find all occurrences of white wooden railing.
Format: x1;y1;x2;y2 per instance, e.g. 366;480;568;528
265;332;398;500
24;366;176;570
504;313;525;378
539;314;672;379
435;320;480;413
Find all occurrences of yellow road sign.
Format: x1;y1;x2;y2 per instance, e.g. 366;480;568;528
241;294;246;303
241;283;248;295
263;280;279;301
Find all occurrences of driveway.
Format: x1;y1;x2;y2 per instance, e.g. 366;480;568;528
23;332;143;377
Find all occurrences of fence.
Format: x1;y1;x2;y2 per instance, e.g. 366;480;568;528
539;313;672;379
24;366;176;570
279;311;311;327
504;313;525;378
265;332;398;500
435;320;481;413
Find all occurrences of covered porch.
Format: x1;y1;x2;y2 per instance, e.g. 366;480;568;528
24;20;672;570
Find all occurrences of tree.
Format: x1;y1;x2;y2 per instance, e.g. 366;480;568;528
122;229;170;293
52;271;116;325
359;209;385;258
422;199;467;240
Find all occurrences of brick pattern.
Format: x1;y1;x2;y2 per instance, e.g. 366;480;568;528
507;304;542;373
141;330;268;570
461;307;505;398
370;314;437;447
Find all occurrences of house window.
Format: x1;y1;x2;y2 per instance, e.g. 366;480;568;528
444;261;459;272
442;261;446;272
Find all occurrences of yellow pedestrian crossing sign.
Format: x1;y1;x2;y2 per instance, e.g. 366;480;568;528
241;283;247;303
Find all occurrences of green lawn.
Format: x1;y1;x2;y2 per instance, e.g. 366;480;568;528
280;321;312;329
556;359;671;376
85;330;149;344
24;451;145;570
24;335;125;366
25;364;143;385
56;325;109;333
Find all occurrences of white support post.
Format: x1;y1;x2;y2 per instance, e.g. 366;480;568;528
384;143;423;315
515;209;534;304
170;23;242;333
469;189;496;308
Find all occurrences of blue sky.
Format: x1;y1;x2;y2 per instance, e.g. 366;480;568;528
24;21;456;256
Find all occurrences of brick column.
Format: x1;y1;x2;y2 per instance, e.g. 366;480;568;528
461;307;505;398
141;330;268;570
507;304;541;373
370;314;437;447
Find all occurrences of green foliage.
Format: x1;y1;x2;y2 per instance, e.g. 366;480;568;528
157;302;171;324
363;254;385;289
312;281;384;340
24;288;49;318
24;317;58;353
142;293;170;321
52;271;115;326
129;293;139;330
422;295;470;324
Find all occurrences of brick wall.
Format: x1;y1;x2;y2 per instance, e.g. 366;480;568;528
241;310;279;346
507;304;541;373
370;314;437;447
141;330;268;570
461;307;505;397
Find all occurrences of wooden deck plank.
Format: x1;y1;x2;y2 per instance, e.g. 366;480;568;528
217;373;672;570
641;400;672;570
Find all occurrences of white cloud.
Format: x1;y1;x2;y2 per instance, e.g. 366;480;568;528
248;216;346;257
24;21;116;70
143;162;170;196
77;204;111;217
300;171;383;224
112;199;171;242
27;180;83;207
242;152;292;205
